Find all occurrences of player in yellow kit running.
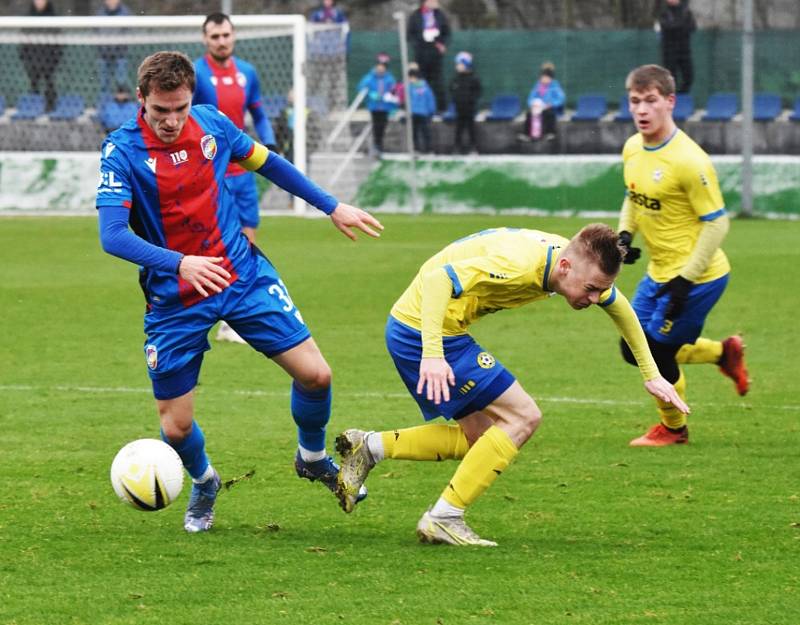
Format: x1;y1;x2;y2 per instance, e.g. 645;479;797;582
335;224;689;546
617;64;749;448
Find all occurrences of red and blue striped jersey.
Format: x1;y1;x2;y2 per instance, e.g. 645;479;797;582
193;54;275;176
96;105;258;308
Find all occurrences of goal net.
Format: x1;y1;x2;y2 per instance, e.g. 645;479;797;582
0;15;349;214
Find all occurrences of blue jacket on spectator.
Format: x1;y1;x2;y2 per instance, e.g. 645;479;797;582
357;68;398;113
527;78;565;111
408;78;436;117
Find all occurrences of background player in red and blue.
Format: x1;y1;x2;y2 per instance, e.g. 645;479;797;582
194;13;277;244
194;13;279;342
97;51;381;533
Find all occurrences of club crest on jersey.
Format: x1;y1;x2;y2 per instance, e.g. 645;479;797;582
200;134;217;160
236;72;247;87
652;169;663;182
476;352;496;369
145;344;158;370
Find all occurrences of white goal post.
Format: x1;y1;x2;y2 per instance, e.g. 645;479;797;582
0;15;347;215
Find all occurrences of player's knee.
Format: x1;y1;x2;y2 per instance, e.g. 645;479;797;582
159;415;192;441
620;338;637;366
294;362;332;392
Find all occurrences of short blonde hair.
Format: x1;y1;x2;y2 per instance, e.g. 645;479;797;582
566;223;625;276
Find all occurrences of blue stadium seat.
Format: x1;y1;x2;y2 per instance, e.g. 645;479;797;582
98;100;139;131
572;94;607;121
614;95;632;122
0;95;5;117
790;96;800;122
486;94;521;121
49;94;85;121
753;92;781;121
12;93;45;120
264;94;288;119
673;93;694;121
702;93;738;121
442;101;456;121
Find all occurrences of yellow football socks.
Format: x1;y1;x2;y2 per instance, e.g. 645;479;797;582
380;423;470;461
657;369;687;429
676;338;723;365
442;425;519;509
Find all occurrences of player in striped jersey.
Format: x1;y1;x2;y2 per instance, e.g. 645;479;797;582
97;51;380;532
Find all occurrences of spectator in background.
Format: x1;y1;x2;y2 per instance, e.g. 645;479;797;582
449;51;481;154
98;82;138;131
407;0;451;113
407;66;436;154
309;0;350;111
310;0;348;32
357;52;398;156
522;62;565;142
657;0;696;93
95;0;131;96
18;0;63;112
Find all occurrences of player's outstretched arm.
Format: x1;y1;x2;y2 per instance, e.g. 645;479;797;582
644;376;690;415
177;255;231;298
330;203;384;241
417;357;456;405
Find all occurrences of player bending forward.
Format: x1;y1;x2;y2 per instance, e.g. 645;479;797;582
335;224;689;546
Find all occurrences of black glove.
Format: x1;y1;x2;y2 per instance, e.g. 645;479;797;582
618;231;641;265
655;275;693;320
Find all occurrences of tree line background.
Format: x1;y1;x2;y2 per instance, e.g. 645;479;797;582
5;0;800;30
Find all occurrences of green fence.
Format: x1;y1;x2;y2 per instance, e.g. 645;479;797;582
355;155;800;219
349;29;800;109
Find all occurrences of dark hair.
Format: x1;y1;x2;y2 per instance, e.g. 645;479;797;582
137;51;196;97
203;12;232;33
568;223;625;276
625;64;676;96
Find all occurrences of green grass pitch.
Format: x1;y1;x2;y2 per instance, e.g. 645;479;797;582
1;214;798;624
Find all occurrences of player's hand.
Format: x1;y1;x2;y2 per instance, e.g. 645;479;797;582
178;255;231;298
329;203;384;241
618;231;641;265
644;376;690;415
417;357;456;405
655;275;693;320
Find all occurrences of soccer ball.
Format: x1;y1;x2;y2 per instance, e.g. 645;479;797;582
110;439;184;511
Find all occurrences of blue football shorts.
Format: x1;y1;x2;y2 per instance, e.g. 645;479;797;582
385;316;516;421
225;172;261;229
631;273;729;346
143;251;310;400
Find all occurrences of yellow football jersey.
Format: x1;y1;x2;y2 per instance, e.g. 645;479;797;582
622;129;730;284
391;228;565;335
391;227;659;380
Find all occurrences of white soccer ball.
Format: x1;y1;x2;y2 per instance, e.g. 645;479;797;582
110;438;184;511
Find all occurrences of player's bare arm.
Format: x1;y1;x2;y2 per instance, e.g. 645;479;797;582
330;203;384;240
178;255;231;298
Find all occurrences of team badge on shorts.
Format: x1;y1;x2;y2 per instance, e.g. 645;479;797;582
200;134;217;161
145;344;158;370
477;352;496;369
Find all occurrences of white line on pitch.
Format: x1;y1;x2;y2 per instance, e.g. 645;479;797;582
1;384;797;412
